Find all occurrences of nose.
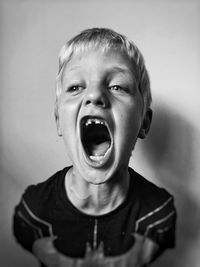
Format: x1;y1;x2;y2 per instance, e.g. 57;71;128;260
84;85;109;108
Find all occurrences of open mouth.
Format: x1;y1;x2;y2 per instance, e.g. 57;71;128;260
81;116;112;164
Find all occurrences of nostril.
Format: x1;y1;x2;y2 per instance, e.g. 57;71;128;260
85;100;91;105
96;99;106;107
85;98;106;107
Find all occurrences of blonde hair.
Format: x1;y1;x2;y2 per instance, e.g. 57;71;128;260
55;28;152;118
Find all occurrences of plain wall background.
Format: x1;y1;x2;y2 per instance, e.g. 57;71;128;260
1;0;200;266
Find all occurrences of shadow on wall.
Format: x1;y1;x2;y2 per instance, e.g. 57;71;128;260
142;102;200;267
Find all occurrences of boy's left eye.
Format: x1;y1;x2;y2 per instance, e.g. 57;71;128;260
110;85;122;91
109;85;128;93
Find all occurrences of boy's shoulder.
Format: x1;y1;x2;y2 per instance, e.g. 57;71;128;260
21;167;69;215
129;167;174;208
129;167;176;248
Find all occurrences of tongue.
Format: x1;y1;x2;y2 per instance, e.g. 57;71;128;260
89;140;110;156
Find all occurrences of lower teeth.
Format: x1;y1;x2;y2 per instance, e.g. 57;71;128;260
89;155;104;161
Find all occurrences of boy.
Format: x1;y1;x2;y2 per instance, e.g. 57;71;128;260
13;28;176;267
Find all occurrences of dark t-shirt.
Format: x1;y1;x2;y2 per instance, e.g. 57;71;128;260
13;166;176;266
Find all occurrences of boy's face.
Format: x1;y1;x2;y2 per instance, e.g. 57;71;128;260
57;48;147;184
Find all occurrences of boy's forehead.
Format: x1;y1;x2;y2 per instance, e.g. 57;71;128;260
64;47;137;76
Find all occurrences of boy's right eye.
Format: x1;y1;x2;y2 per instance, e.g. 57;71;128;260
66;85;84;94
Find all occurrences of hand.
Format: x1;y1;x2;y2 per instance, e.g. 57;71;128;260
32;237;74;267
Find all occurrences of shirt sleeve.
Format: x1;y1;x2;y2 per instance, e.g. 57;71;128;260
13;195;38;253
135;195;177;254
13;185;53;254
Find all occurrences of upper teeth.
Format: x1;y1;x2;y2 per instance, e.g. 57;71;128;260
85;118;105;127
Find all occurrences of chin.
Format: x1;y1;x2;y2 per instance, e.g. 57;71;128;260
76;152;126;186
78;164;113;185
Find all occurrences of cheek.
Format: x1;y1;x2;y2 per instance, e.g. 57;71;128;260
58;108;74;138
119;103;142;128
58;98;79;128
117;106;142;144
58;109;77;158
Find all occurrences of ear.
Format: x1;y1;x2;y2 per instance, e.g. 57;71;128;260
138;109;153;139
54;104;62;137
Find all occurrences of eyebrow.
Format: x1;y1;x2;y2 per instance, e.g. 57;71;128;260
108;66;132;74
106;66;135;82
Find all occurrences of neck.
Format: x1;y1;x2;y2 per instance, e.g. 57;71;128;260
65;167;130;216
